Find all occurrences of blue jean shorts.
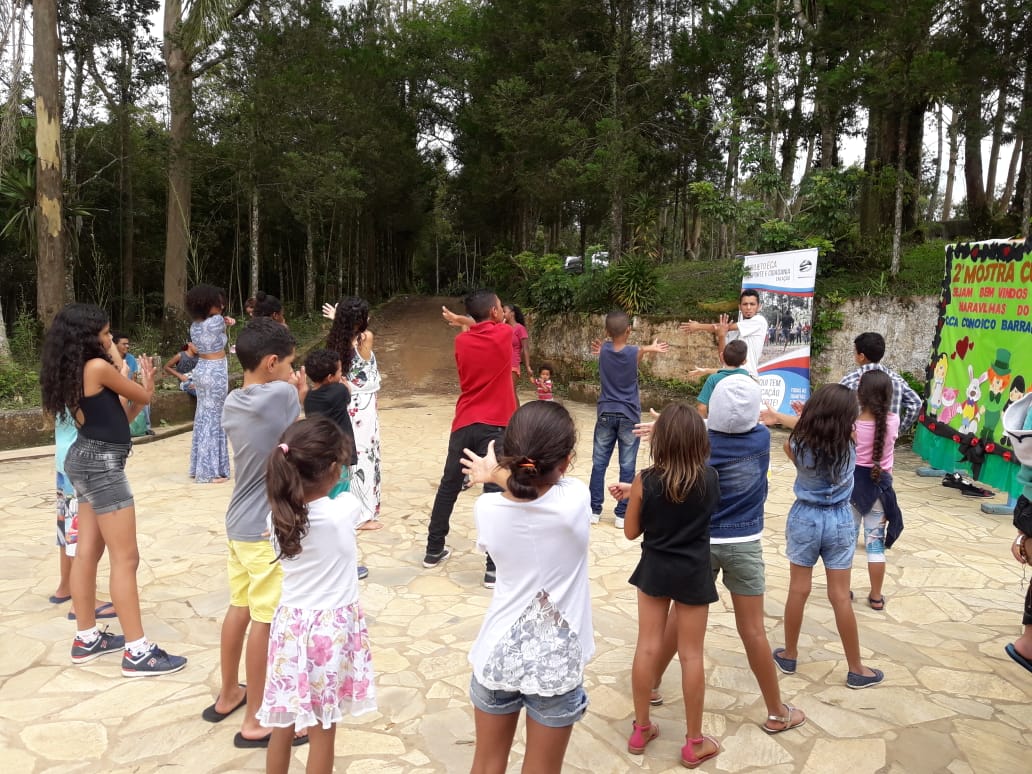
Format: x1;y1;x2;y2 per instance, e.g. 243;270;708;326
63;437;134;515
785;501;857;570
469;675;588;728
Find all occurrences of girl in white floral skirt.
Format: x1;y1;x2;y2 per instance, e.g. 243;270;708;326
258;417;376;774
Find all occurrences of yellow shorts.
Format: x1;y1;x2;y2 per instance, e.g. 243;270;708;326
226;540;282;624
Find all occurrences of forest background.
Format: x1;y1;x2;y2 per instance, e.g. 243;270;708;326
0;0;1030;404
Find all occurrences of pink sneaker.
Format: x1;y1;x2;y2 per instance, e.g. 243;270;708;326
627;721;659;754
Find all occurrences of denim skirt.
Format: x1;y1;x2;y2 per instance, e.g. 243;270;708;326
64;437;134;515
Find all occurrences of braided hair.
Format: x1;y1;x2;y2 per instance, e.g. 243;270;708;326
858;370;892;482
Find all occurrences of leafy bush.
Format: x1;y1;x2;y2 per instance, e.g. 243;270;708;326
0;364;40;408
609;255;660;314
10;309;41;366
573;270;611;313
530;269;575;314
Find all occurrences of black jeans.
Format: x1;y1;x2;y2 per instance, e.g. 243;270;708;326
426;422;505;569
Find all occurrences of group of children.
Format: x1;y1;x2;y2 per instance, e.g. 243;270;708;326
40;288;928;773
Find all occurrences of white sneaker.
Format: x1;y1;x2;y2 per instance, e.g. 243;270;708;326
614;516;625;529
590;513;601;524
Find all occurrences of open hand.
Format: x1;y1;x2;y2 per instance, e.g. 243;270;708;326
462;440;499;485
138;354;156;388
321;302;337;321
223;316;236;327
1013;535;1028;564
589;339;603;356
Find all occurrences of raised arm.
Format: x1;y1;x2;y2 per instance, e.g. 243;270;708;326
636;338;669;364
442;305;474;331
461;439;509;490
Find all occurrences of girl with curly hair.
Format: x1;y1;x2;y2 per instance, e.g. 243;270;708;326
185;284;234;483
259;417;376;773
772;384;884;689
40;303;187;676
323;296;382;528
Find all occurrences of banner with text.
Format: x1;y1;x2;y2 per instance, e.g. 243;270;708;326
913;237;1032;496
742;248;818;414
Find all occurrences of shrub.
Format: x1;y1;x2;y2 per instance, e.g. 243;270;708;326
530;269;575;314
609;255;659;315
573;270;611;313
0;364;40;409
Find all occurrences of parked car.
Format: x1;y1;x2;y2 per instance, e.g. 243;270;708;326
564;255;584;274
589;251;609;269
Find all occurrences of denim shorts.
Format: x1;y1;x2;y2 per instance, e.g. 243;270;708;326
710;540;765;595
785;501;857;570
469;675;588;728
63;437;134;515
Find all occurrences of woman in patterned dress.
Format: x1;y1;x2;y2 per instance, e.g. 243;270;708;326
185;284;233;483
324;297;382;529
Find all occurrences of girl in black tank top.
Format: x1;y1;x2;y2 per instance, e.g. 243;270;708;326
41;304;187;677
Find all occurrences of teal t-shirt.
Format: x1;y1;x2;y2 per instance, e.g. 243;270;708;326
697;368;751;406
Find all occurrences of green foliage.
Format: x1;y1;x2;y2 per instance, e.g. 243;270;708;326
0;364;39;409
609;255;660;315
10;309;41;366
810;291;846;362
530;269;575;315
573;270;611;314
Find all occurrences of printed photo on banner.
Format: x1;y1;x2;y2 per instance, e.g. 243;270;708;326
913;236;1032;495
740;248;818;413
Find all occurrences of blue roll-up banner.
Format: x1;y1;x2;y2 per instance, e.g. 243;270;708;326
741;248;818;413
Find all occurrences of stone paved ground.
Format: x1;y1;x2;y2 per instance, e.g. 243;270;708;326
2;296;1031;772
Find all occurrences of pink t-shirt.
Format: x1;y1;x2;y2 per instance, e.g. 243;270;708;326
510;323;528;369
854;413;900;472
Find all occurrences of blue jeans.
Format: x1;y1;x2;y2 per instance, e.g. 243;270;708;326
589;412;639;516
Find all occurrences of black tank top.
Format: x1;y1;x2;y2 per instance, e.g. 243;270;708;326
78;387;131;444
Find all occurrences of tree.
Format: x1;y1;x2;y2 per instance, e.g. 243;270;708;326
33;0;65;327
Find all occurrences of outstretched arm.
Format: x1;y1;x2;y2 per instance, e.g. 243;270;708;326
442;305;474;331
461;440;509;490
636;339;669;364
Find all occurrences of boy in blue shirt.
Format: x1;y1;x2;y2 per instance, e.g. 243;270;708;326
589;310;667;527
696;339;752;418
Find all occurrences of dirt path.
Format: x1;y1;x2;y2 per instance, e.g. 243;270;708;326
372;295;466;399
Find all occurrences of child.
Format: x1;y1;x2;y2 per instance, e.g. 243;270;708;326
615;402;721;768
772;384;884;689
325;297;382;529
1004;392;1032;674
302;348;366;581
204;318;308;748
186;284;234;483
694;339;750;418
532;363;555;401
589;310;668;527
460;401;593;774
851;370;903;610
258;417;376;774
40;303;186;676
164;342;199;397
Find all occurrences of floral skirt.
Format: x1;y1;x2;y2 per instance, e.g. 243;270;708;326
257;602;377;730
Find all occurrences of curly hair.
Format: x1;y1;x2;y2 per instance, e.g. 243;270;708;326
496;401;576;500
504;303;526;327
185;284;226;321
858;370;892;482
790;384;859;480
304;348;342;383
325;296;369;370
266;417;350;560
40;303;112;421
647;401;709;503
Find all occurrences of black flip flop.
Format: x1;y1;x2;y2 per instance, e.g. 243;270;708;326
201;684;247;723
1005;643;1032;675
233;731;309;748
49;594;71;604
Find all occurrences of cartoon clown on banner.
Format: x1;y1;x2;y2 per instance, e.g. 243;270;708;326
914;236;1032;499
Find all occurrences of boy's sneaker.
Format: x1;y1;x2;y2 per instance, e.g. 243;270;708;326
357;565;369;580
590;513;601;524
614;516;625;529
121;644;188;677
422;547;452;568
483;570;497;589
71;628;126;664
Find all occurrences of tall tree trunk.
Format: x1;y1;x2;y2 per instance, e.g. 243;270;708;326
959;0;990;234
985;78;1009;212
942;109;960;219
890;116;907;276
304;220;316;312
0;295;10;359
778;52;807;218
249;186;260;299
999;136;1022;213
925;104;944;223
163;0;192;333
33;0;64;328
120;103;135;323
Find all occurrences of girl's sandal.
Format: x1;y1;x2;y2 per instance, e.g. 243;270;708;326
681;735;720;769
762;703;806;734
627;721;659;754
867;595;886;610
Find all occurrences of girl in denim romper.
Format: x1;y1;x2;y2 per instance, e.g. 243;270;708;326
772;384;885;689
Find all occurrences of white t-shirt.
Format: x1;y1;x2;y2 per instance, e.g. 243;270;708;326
469;478;595;696
729;314;767;376
269;494;363;610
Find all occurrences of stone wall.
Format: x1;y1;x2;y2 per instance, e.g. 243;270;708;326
530;294;941;388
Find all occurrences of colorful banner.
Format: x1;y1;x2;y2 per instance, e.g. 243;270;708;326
742;248;818;414
913;237;1032;496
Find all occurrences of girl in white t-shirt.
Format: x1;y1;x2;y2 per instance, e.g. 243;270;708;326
461;401;593;774
851;370;901;611
258;417;376;774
